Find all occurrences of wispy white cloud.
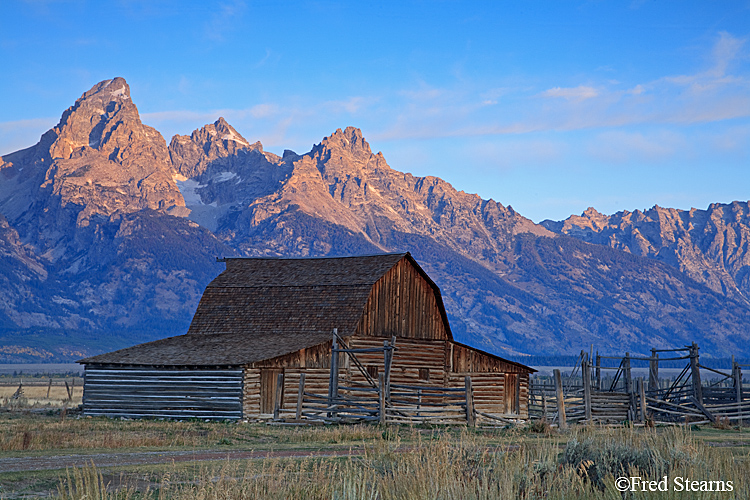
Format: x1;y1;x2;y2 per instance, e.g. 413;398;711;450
587;130;687;164
539;85;599;102
254;48;279;69
141;109;219;123
374;31;750;142
398;82;444;101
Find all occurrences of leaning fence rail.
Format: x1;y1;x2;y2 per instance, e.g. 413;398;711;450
529;342;748;427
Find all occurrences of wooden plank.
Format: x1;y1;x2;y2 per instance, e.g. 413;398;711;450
296;373;305;420
690;343;703;404
649;349;659;392
583;357;591;421
554;369;567;429
465;376;475;427
379;372;385;425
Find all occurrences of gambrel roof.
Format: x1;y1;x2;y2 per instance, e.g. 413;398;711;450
186;253;449;338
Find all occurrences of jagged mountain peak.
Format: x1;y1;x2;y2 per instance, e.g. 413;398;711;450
80;77;130;101
544;200;750;305
582;206;602;217
47;77;140;161
0;77;184;241
191;117;255;150
169;118;270;182
317;126;373;160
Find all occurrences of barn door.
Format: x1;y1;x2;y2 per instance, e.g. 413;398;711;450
260;368;283;414
505;374;519;414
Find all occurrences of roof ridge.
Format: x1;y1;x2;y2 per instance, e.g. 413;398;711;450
218;252;408;262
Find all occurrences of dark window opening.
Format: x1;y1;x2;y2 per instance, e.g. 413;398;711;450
366;365;379;379
419;368;430;381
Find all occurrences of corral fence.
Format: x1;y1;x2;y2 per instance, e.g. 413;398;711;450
269;330;482;426
530;342;749;428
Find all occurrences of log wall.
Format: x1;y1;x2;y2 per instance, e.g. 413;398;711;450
240;337;533;420
243;367;330;418
83;366;243;420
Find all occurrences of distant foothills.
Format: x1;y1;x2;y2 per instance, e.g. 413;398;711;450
2;77;750;363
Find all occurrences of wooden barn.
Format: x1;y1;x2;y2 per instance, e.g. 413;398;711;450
79;253;534;422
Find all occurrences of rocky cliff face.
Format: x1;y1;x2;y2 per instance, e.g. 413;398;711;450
542;203;750;304
2;77;750;361
0;78;230;361
0;78;185;247
167;121;750;357
185;125;550;267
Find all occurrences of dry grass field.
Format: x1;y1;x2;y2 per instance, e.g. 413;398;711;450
1;411;749;499
0;378;83;408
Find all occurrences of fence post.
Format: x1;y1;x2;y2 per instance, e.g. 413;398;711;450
690;342;703;405
328;329;340;419
649;349;659;393
733;358;743;426
583;354;592;421
46;378;52;399
296;373;306;420
378;372;386;425
624;353;632;394
554;369;567;430
331;330;339;400
733;357;742;403
638;377;646;422
465;375;475;427
273;372;284;420
542;391;548;422
595;352;601;390
385;336;396;405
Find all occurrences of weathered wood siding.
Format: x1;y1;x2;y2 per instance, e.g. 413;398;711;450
83;366;243;420
242;341;334;418
242;366;330;418
239;327;532;420
449;343;528;374
447;344;530;417
356;258;448;340
251;341;333;369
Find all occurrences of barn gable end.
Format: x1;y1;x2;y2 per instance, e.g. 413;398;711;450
355;256;449;340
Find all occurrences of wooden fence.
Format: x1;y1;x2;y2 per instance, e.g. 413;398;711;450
530;343;749;427
268;330;484;425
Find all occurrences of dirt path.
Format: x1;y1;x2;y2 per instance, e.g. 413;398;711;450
0;447;365;473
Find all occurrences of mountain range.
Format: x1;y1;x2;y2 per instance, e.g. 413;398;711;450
2;77;749;362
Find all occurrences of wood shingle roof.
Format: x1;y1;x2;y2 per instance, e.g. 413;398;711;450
78;331;332;366
186;253;409;338
80;253;421;366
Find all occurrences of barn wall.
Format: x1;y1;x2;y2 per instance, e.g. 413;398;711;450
447;344;531;418
243;366;330;418
449;343;529;374
241;339;532;419
345;337;447;388
251;341;333;369
355;258;448;340
83;365;243;420
243;341;334;418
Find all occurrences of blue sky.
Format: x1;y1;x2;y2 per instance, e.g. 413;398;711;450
1;1;749;222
